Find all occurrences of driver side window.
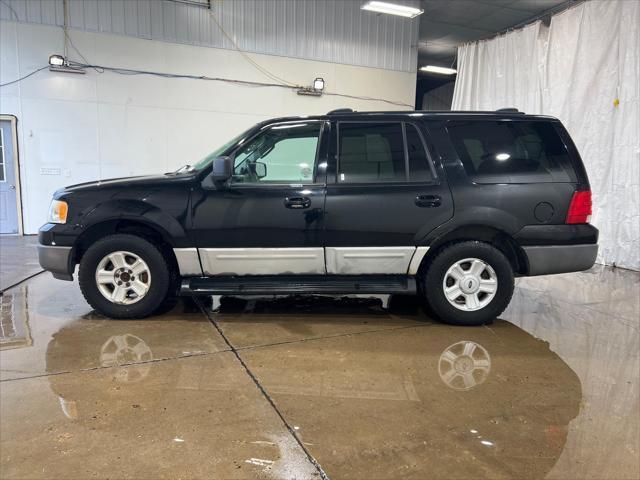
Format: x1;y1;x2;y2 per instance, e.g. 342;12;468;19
231;122;322;184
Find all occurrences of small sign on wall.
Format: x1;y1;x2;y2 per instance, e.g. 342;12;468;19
39;167;61;176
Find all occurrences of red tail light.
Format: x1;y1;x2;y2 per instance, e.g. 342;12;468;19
566;190;592;224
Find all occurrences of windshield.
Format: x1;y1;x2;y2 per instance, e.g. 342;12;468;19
191;127;256;171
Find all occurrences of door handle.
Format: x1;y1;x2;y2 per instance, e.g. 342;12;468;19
284;196;311;209
415;194;441;208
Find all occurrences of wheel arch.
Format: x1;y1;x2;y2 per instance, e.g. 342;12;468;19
419;225;528;276
73;219;179;275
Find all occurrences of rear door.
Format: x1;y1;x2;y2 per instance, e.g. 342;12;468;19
323;120;453;274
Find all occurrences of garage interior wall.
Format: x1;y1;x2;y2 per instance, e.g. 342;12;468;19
421;81;454;110
0;1;418;234
451;0;640;271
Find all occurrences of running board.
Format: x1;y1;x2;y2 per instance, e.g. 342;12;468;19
180;275;416;296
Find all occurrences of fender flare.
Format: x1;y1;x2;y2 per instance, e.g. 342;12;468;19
79;199;188;246
420;206;523;246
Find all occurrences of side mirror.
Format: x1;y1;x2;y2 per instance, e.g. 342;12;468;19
202;156;233;190
211;156;233;182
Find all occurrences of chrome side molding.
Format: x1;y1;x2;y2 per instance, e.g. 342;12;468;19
326;247;416;274
173;248;203;276
198;248;326;275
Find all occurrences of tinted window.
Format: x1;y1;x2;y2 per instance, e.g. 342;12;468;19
232;122;321;184
406;124;434;183
338;123;405;183
447;120;577;183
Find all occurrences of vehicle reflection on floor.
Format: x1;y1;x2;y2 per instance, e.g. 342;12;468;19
222;296;581;479
0;266;637;480
36;292;580;479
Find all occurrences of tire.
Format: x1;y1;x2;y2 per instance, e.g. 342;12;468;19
422;241;514;326
78;234;171;319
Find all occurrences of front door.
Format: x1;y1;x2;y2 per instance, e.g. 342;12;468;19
323;120;454;274
0;119;19;234
191;120;328;275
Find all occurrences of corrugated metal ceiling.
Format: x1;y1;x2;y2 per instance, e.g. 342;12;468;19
0;0;420;72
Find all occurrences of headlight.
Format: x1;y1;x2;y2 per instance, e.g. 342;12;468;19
48;199;68;224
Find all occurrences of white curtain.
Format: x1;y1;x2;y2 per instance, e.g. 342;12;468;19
452;0;640;271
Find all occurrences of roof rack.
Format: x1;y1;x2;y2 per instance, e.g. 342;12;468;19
495;108;523;113
327;108;354;114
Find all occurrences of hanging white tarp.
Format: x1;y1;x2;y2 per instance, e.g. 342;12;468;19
452;0;640;271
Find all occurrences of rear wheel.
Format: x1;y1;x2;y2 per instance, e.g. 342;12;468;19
423;241;514;326
79;234;171;319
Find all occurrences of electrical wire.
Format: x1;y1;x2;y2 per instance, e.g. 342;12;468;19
324;91;413;108
68;60;298;90
209;8;301;88
0;0;18;20
0;61;412;107
164;0;211;8
62;0;69;59
0;66;48;88
62;29;104;73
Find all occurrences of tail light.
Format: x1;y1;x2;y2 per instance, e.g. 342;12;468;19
566;190;592;224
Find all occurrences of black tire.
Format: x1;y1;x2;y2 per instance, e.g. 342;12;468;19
422;241;514;326
78;234;171;319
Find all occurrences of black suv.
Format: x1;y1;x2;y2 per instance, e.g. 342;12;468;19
38;109;598;326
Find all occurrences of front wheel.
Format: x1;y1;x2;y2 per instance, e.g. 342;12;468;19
79;234;171;319
422;241;514;326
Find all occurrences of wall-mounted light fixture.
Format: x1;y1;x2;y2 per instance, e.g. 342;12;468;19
49;54;65;67
297;77;325;97
361;1;423;18
48;54;86;74
420;65;457;75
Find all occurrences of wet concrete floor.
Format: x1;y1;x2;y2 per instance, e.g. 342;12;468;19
0;250;638;478
0;235;40;291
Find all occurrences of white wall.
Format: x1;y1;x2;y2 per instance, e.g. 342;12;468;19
0;21;416;233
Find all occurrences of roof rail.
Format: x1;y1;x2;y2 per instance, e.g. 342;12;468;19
327;108;354;114
495;108;523;113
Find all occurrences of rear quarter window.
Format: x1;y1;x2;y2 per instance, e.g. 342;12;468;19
447;120;577;184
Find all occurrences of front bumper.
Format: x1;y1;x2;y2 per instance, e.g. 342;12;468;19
523;244;598;276
37;244;74;281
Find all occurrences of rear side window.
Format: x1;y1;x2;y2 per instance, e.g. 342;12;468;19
337;122;435;183
338;123;405;183
447;120;577;183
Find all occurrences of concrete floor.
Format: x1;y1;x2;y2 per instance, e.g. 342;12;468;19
0;238;638;479
0;235;41;291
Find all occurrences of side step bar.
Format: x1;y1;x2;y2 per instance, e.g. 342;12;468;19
180;275;416;296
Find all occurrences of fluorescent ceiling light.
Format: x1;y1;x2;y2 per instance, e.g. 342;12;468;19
420;65;457;75
361;1;423;18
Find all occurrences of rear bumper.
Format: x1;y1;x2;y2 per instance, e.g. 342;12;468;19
523;244;598;276
37;244;74;281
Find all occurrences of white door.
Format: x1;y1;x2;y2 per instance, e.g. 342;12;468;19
0;120;19;234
